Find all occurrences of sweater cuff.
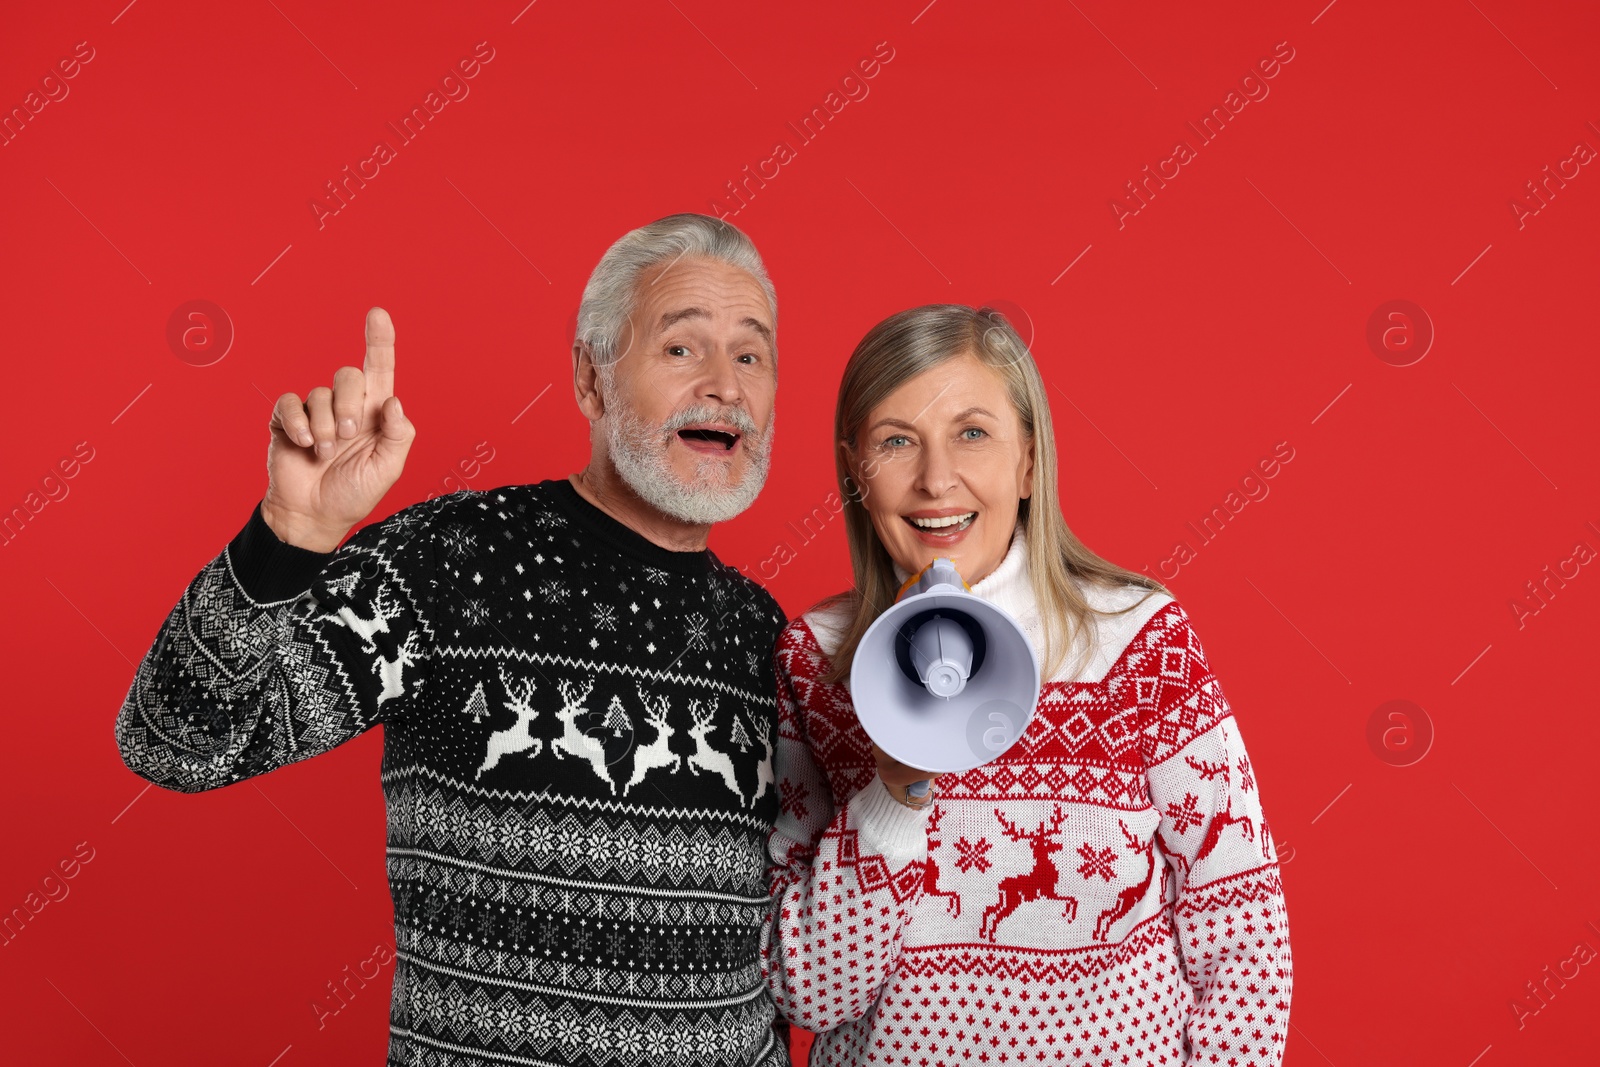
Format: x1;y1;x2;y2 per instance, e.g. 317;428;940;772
226;501;339;604
848;776;932;867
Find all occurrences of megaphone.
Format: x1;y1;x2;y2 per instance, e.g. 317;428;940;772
851;558;1041;776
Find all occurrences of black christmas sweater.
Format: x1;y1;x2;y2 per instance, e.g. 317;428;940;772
114;478;790;1067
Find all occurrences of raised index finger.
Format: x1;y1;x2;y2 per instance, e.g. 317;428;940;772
363;306;396;406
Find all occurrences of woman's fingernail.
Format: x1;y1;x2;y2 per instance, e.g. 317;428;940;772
339;418;356;436
906;780;932;798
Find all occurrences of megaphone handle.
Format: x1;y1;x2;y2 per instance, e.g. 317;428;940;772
888;778;934;811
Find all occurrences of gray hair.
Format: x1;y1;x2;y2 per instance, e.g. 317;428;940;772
818;304;1169;685
576;213;777;374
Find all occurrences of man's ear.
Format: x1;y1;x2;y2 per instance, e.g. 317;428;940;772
573;341;605;422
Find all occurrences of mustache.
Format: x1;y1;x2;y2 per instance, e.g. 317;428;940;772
659;403;761;439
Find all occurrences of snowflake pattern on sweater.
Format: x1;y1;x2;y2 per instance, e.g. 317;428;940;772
763;534;1292;1066
114;479;790;1067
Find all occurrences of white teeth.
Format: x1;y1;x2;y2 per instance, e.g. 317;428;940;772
908;513;975;529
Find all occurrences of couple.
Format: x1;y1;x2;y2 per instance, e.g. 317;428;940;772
115;213;1292;1066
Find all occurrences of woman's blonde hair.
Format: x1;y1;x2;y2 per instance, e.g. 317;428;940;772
819;304;1169;684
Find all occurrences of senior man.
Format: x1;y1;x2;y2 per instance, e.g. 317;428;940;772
115;214;791;1066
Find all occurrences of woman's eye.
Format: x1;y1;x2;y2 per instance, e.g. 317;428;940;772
961;427;987;441
883;435;910;449
667;345;691;357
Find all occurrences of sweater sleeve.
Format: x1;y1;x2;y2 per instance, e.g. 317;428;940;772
1138;604;1293;1066
761;623;932;1034
113;496;447;793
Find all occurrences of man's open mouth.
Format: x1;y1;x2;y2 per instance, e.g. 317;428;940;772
676;427;741;451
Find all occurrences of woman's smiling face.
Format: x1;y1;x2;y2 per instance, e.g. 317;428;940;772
846;351;1034;586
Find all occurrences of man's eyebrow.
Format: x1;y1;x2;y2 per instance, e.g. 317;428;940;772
741;317;774;345
658;307;709;330
658;307;774;348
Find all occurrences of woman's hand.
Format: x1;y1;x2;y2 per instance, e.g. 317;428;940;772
872;743;939;809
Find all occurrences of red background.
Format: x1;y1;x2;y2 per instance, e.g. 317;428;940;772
2;1;1596;1064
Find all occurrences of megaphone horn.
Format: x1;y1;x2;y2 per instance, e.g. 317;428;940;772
850;558;1042;776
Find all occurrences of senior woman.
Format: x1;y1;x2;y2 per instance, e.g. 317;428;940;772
763;305;1292;1066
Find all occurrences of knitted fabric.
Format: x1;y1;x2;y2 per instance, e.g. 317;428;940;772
116;479;791;1066
763;532;1292;1065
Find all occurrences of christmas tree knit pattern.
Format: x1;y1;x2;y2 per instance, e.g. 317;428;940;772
115;480;791;1067
763;534;1293;1065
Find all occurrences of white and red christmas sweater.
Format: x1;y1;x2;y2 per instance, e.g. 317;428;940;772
762;532;1292;1065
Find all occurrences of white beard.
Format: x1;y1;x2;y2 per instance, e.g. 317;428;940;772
606;403;772;525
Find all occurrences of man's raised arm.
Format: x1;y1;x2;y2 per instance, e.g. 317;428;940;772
113;308;432;792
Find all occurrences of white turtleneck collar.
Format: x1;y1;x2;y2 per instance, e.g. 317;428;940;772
814;522;1174;684
816;522;1179;685
891;525;1038;626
